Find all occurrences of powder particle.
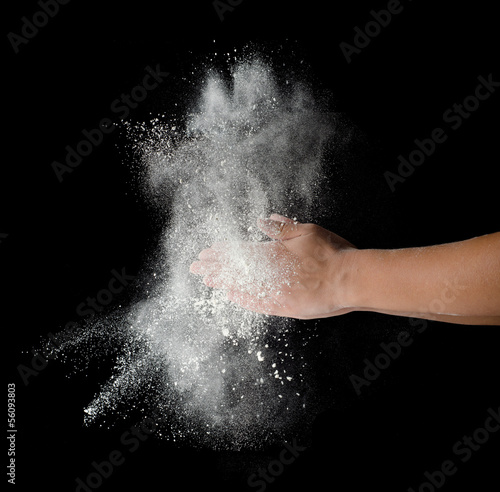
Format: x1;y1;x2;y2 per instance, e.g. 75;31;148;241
48;55;340;450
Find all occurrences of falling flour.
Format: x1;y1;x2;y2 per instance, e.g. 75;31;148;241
49;55;342;450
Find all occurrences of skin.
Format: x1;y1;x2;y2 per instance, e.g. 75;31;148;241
190;214;500;325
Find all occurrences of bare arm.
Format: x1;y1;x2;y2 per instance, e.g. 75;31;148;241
343;233;500;325
190;215;500;325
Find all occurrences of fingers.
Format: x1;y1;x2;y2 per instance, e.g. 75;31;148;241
189;260;221;276
226;290;284;316
190;241;255;286
197;241;231;260
269;213;296;223
200;269;271;293
257;217;304;241
203;273;224;289
190;266;229;289
197;249;218;261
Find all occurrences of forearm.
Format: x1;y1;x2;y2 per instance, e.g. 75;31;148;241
354;308;500;325
342;233;500;324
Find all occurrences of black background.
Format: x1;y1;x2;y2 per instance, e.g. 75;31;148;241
3;0;499;491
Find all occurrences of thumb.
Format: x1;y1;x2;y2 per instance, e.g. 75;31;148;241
257;217;303;240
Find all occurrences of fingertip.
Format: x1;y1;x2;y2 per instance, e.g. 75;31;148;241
203;275;214;288
257;218;285;239
190;261;201;274
269;213;296;223
198;248;215;260
226;290;281;316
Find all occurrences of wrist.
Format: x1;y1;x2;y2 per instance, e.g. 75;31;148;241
339;247;418;314
337;247;372;310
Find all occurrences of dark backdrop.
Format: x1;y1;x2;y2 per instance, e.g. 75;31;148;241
4;1;499;491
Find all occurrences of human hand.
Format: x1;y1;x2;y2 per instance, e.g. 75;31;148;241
189;214;357;319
